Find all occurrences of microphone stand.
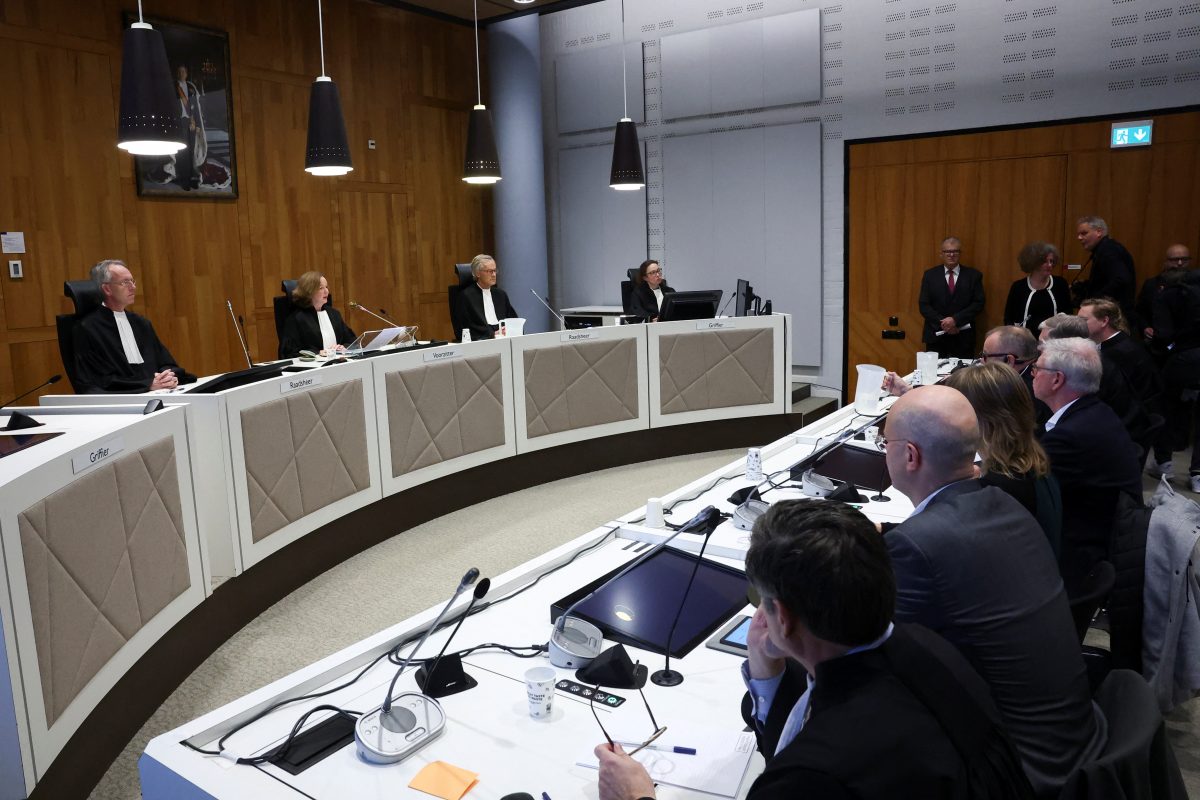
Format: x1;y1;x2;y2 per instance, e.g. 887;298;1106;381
349;301;401;328
225;300;253;369
650;525;718;687
0;374;62;408
416;578;491;698
870;450;891;502
529;288;565;325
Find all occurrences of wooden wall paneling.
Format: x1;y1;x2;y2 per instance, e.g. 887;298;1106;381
0;41;127;332
0;0;110;42
229;0;319;76
338;190;412;333
9;338;65;404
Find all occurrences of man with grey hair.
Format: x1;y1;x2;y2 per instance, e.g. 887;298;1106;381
918;236;985;358
1033;338;1142;588
74;259;193;393
883;385;1105;794
1074;215;1135;320
455;253;518;341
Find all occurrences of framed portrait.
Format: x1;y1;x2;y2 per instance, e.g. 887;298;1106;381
123;14;238;198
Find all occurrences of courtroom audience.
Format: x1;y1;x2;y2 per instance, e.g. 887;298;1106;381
75;259;195;393
456;253;518;340
1077;297;1162;420
918;236;986;358
1136;243;1192;349
1005;241;1073;336
943;363;1062;554
1075;215;1136;323
1032;338;1142;589
595;499;1035;800
628;259;675;322
279;271;356;358
882;385;1105;796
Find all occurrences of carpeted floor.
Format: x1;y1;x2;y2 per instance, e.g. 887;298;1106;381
87;447;1200;799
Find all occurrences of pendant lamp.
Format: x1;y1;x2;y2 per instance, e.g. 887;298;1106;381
609;0;644;190
305;0;353;176
117;1;186;156
463;0;501;184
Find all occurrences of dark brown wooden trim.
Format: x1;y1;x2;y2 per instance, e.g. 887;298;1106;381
31;413;798;799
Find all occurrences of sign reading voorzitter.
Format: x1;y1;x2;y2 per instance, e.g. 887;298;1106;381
1110;120;1152;149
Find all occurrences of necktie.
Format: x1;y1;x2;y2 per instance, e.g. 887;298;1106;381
947;269;956;294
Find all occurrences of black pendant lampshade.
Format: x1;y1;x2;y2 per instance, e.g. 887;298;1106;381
463;105;501;184
117;23;186;155
305;77;353;176
609;118;644;190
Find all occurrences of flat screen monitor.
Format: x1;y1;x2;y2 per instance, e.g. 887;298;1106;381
810;442;892;493
551;546;749;659
734;279;757;317
0;431;65;459
184;362;285;394
657;290;723;322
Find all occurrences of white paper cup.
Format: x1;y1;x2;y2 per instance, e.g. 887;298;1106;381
525;666;556;718
645;497;664;528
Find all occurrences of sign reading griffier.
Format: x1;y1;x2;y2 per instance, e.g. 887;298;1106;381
72;437;125;474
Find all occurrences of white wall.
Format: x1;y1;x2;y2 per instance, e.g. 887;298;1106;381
538;0;1199;391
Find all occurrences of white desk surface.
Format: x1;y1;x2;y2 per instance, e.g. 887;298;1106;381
0;410;170;485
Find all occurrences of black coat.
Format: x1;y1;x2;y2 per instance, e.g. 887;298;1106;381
1004;276;1072;335
456;283;517;340
279;305;356;358
1099;331;1162;415
1079;236;1135;319
629;281;675;321
74;306;195;393
918;265;986;345
743;624;1034;799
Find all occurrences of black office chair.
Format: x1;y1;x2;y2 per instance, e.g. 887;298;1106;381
56;280;104;393
620;267;638;314
447;263;474;342
1067;560;1116;643
272;279;300;358
1057;670;1189;800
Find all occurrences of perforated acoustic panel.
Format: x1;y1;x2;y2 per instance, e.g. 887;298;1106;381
18;437;190;725
241;380;371;543
385;355;505;476
524;338;639;437
659;328;774;413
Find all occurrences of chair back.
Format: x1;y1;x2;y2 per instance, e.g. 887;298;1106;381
448;263;475;341
57;280;104;392
1067;560;1116;642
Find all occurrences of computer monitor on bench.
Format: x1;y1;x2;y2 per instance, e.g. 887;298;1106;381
657;290;723;322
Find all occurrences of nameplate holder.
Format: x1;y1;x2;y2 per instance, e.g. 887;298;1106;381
561;330;599;342
696;320;734;330
73;437;125;474
1067;264;1082;271
281;374;323;394
423;348;461;362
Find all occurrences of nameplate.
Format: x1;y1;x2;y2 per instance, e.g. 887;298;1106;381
73;437;125;474
281;374;323;394
424;348;462;362
561;330;599;342
696;320;735;330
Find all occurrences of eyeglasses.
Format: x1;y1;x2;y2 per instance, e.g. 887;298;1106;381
941;249;961;255
1029;364;1060;377
878;436;911;449
107;278;136;288
478;268;497;275
589;669;666;757
646;269;662;275
1166;256;1192;264
978;351;1017;363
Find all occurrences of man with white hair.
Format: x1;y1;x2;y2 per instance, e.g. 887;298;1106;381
1075;215;1135;321
1033;337;1142;588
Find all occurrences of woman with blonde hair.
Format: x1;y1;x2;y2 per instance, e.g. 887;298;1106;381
944;361;1062;554
279;271;356;357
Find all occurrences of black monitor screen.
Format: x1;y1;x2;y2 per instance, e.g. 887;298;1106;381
657;290;723;322
184;362;285;394
0;431;65;459
734;279;754;317
810;443;892;492
551;546;749;659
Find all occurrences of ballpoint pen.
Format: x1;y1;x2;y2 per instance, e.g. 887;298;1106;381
616;741;696;755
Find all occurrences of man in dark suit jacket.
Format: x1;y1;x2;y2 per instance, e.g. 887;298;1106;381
918;237;986;358
1033;337;1143;588
1079;297;1162;418
595;500;1034;800
1075;216;1135;322
883;385;1106;796
456;254;518;340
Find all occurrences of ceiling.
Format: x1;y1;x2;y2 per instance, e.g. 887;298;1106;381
374;0;601;25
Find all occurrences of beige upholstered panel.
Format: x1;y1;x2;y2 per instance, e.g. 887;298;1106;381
17;437;190;726
659;328;775;413
241;380;371;543
524;338;639;437
386;354;505;477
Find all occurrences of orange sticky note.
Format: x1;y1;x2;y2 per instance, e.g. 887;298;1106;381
408;760;480;800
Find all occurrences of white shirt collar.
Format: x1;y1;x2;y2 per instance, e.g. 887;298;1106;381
909;477;971;517
1043;396;1081;432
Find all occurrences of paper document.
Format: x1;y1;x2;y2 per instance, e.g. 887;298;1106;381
578;728;756;798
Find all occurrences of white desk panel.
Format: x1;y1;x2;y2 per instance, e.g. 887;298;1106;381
0;408;204;789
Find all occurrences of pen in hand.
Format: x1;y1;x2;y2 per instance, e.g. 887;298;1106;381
615;741;696;755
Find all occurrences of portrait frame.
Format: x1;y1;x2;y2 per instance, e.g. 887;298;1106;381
123;13;239;199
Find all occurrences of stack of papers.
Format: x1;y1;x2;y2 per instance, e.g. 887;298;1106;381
578;727;756;798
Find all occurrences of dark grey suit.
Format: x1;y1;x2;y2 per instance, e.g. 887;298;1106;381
886;480;1106;796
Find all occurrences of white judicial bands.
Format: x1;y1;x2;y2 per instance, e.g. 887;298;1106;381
72;437;125;474
280;374;323;394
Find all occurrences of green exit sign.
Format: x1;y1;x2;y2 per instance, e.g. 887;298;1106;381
1111;120;1153;148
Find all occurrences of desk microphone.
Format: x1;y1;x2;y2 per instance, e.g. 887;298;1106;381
416;577;491;698
349;301;401;328
355;567;479;765
716;291;736;318
225;300;253;369
650;521;719;687
0;374;61;409
529;288;565;325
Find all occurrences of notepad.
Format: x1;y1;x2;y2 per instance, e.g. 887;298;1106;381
578;728;756;798
409;760;479;800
